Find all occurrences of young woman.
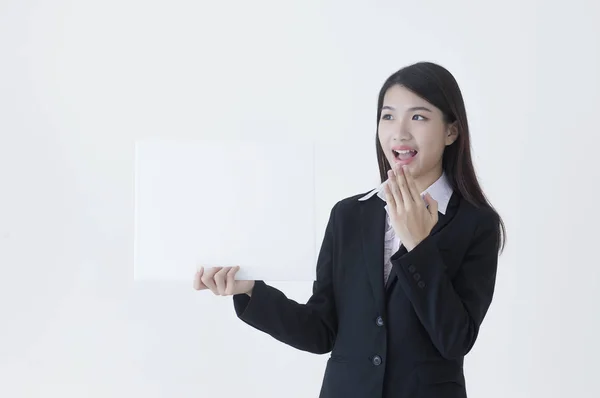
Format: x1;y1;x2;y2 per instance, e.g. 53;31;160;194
193;61;506;398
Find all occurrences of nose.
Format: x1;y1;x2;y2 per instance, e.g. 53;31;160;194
392;118;412;141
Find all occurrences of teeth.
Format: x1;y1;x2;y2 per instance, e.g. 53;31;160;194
394;149;415;154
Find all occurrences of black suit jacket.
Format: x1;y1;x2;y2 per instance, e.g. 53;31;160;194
233;189;501;398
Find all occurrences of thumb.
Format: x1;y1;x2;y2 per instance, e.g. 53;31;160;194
424;193;438;215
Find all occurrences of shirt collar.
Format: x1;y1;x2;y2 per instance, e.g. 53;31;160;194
357;171;453;215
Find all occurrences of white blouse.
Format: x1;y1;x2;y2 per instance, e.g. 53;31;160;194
383;215;401;284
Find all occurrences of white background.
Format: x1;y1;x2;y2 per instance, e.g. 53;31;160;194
1;1;599;397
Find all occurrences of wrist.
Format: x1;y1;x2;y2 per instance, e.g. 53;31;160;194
245;281;255;297
404;241;416;252
406;235;427;252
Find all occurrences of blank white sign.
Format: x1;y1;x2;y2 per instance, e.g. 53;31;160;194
134;139;317;282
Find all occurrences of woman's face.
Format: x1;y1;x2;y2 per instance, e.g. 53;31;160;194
378;84;457;189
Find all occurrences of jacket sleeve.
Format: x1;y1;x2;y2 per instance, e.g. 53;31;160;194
231;203;339;354
390;209;500;360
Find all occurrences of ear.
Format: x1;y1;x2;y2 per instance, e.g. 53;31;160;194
445;121;459;146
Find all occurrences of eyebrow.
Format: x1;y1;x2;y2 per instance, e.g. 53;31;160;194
381;105;433;112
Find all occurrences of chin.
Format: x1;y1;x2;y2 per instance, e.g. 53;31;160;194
405;164;421;176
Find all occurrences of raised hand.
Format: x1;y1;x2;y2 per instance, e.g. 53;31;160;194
383;164;439;251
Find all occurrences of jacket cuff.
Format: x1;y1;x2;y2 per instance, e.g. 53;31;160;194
390;237;446;291
232;280;268;321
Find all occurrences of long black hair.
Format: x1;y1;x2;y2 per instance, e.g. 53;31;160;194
375;62;506;254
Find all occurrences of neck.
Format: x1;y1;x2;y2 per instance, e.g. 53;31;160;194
414;165;443;194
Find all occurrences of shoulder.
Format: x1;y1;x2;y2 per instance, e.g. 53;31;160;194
458;197;498;222
456;196;502;250
321;189;381;227
460;198;500;229
331;189;379;213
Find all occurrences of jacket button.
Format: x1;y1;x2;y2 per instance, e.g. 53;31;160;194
376;316;384;326
418;281;426;288
413;273;421;281
408;265;416;273
372;355;382;366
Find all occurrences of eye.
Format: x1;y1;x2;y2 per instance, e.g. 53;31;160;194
381;113;393;121
412;114;428;121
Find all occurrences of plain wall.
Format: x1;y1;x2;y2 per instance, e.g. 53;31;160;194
1;0;599;397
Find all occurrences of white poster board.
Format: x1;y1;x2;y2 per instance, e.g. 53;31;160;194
134;139;317;282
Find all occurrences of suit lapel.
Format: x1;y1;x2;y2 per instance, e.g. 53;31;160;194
428;190;460;237
360;196;387;314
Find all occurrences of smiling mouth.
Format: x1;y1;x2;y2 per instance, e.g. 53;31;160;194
393;149;418;161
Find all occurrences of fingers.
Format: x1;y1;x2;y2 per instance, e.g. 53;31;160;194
225;266;240;295
394;166;413;210
194;267;207;290
200;266;222;294
195;266;241;296
214;267;232;295
402;166;423;205
384;181;395;212
425;192;439;219
386;169;404;210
